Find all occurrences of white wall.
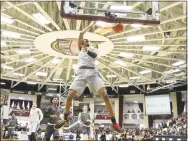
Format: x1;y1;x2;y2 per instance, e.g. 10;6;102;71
1;105;9;119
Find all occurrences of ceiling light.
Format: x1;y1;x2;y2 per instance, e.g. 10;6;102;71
14;73;25;76
16;49;31;54
2;31;20;38
0;82;6;85
166;80;176;84
119;84;129;87
1;41;7;46
114;60;125;65
110;6;132;11
173;69;181;73
1;15;15;24
52;58;61;64
24;58;36;62
106;75;117;78
142;46;161;51
48;88;57;91
119;52;135;58
95;60;99;65
72;64;78;70
130;76;140;80
174;72;185;77
165;69;182;74
133;101;138;103
126;35;145;42
36;72;47;77
139;70;151;74
165;70;174;74
32;13;51;24
96;21;111;27
179;64;186;68
131;24;143;28
172;61;185;66
53;78;63;81
2;65;14;70
27;81;36;85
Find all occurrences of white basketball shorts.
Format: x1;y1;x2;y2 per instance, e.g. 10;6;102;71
29;121;39;133
69;69;105;96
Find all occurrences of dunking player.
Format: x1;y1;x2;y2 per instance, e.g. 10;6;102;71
54;21;124;133
29;102;43;141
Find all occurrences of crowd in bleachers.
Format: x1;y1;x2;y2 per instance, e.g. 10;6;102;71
97;114;187;140
53;114;187;140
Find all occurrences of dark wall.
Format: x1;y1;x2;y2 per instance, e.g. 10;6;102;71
176;92;185;115
119;96;123;126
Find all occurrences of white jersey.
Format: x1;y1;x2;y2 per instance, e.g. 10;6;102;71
30;108;42;122
77;46;97;68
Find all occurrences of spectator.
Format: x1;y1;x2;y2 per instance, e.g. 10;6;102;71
6;113;18;139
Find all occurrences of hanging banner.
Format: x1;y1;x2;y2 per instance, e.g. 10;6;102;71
123;103;145;124
94;104;114;120
9;99;33;117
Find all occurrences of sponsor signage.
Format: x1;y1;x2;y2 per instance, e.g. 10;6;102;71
10;89;44;95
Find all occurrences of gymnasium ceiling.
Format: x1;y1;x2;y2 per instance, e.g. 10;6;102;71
0;1;187;91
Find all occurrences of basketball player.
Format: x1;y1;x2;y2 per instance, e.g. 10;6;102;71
45;97;62;141
55;21;124;133
90;119;95;140
29;102;43;141
78;105;92;138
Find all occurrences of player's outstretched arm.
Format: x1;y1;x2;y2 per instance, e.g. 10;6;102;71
78;21;95;50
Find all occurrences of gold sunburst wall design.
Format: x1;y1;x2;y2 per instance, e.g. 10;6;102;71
51;38;107;56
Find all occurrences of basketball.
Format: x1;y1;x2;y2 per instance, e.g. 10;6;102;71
112;23;124;33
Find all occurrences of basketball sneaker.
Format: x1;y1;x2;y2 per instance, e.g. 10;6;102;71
54;119;68;130
54;112;71;130
112;123;125;135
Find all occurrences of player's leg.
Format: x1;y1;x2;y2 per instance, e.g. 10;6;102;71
87;72;124;134
54;77;86;130
52;129;60;141
86;126;91;140
30;122;38;141
28;123;33;141
98;88;124;133
44;125;54;141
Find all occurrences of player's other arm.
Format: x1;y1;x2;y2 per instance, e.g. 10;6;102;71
87;48;97;58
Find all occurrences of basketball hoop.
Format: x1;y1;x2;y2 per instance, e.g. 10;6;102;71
96;22;124;34
112;23;124;33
